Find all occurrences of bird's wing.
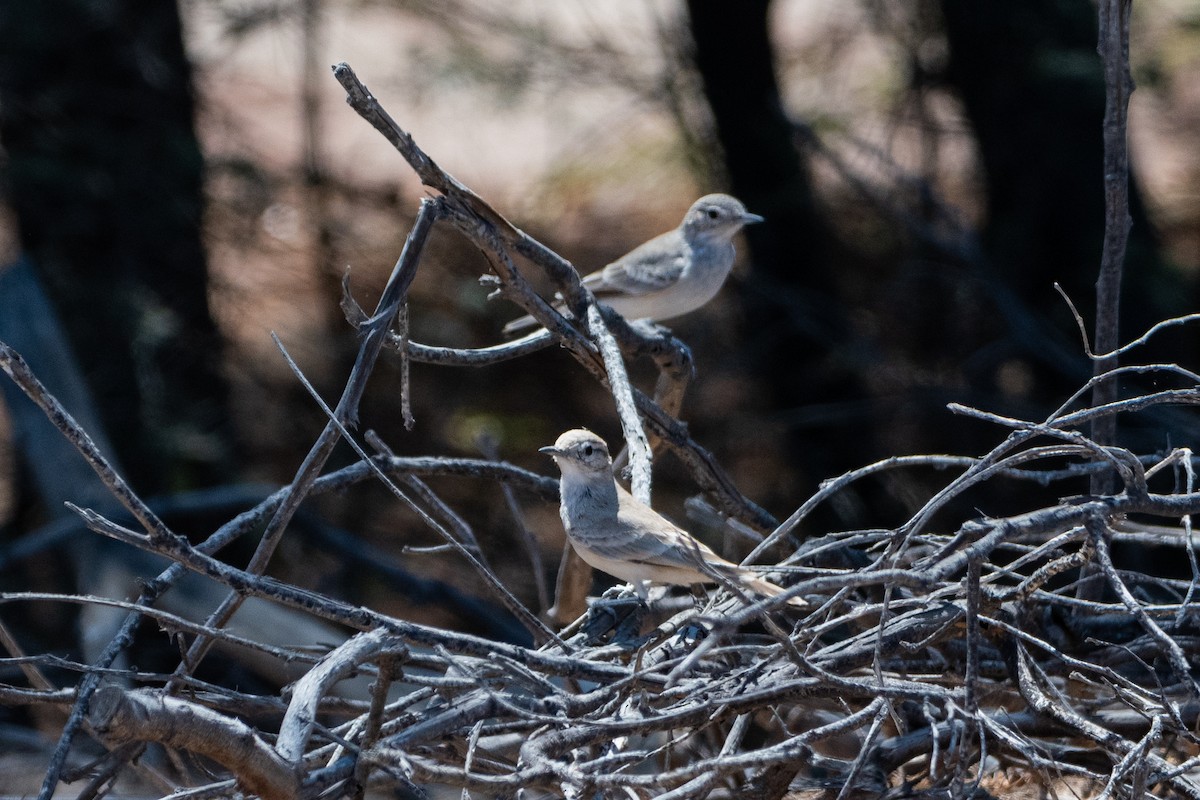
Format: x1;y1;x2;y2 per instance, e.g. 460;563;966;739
503;232;685;333
585;232;687;297
612;487;729;569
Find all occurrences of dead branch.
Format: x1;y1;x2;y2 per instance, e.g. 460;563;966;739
88;685;299;800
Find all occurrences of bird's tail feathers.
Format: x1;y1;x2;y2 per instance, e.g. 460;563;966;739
502;314;538;335
741;574;808;609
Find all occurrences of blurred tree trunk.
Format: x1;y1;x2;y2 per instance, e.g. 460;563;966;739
684;0;870;512
684;0;833;302
0;0;236;495
939;0;1181;350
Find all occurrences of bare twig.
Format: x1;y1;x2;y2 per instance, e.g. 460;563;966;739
1091;0;1134;491
167;197;447;691
272;337;564;648
585;304;653;503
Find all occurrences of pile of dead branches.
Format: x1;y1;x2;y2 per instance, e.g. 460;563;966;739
4;62;1200;800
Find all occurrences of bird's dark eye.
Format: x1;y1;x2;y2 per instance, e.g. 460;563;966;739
706;208;720;219
582;444;594;456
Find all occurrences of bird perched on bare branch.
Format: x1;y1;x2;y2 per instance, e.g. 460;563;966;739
504;194;762;334
541;428;805;607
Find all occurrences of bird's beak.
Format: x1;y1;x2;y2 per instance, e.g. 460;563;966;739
743;212;764;224
539;446;561;457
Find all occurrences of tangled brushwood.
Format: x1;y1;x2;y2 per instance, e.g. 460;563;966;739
4;62;1200;800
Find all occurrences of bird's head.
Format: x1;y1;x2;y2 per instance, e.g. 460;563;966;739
540;429;613;477
681;194;764;241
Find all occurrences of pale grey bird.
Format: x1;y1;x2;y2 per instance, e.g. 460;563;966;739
540;429;806;607
504;194;763;334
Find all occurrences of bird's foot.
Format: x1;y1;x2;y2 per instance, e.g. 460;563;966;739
583;592;648;646
477;273;503;300
630;318;667;336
